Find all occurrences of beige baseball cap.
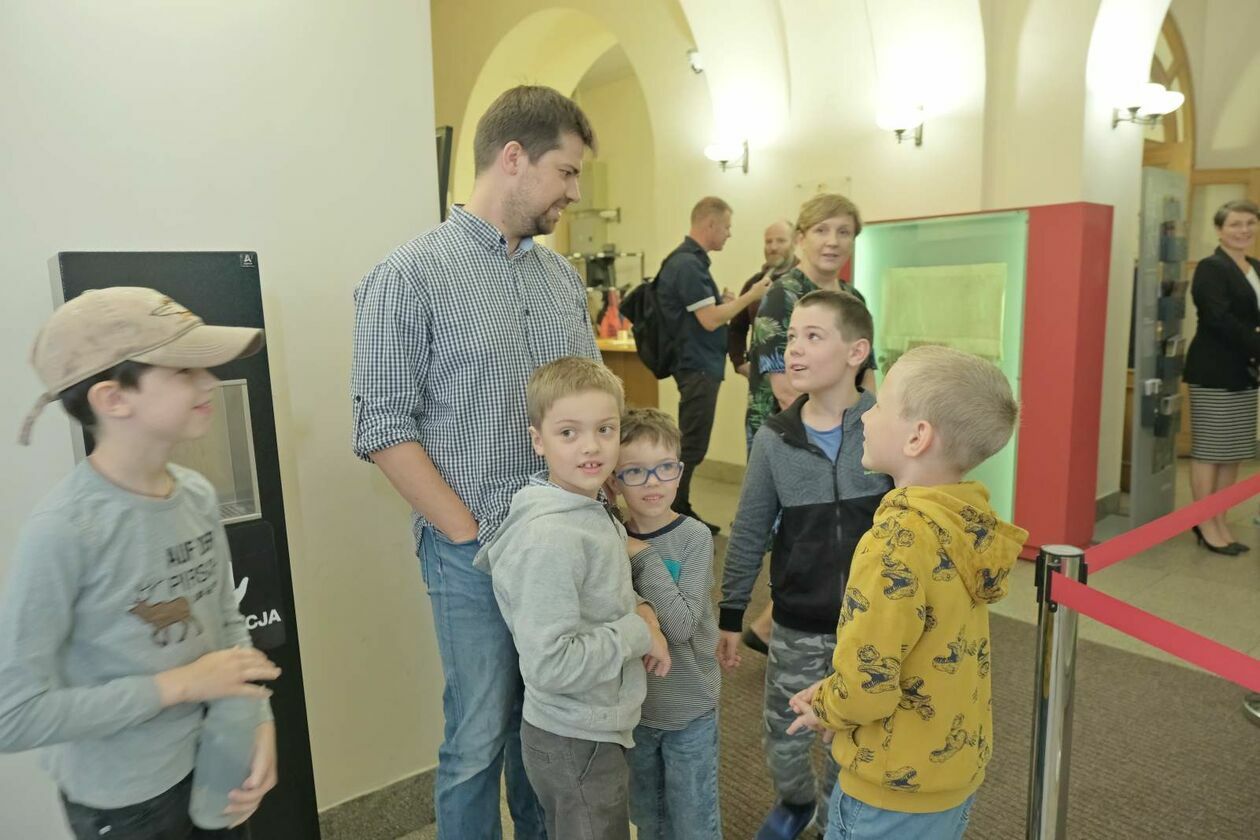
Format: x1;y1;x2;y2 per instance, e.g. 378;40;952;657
20;286;265;445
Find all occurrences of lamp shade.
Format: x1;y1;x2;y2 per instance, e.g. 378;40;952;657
704;142;744;163
876;106;924;132
1137;88;1185;117
1116;82;1184;117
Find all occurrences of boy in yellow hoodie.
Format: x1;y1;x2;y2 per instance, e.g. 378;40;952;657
787;344;1028;840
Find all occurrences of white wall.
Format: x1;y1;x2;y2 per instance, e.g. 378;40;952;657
1;1;443;830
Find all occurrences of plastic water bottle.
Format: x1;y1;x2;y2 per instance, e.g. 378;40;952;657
189;697;261;829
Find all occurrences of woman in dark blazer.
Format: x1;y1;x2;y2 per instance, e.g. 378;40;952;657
1183;199;1260;553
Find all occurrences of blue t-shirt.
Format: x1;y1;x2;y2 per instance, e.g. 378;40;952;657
656;237;727;380
805;421;843;463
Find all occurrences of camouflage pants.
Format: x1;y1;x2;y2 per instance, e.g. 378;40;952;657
763;622;841;828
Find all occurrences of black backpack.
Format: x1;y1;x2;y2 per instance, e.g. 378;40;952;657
621;270;677;380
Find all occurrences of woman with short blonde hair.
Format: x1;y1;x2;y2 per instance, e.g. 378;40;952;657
745;194;873;446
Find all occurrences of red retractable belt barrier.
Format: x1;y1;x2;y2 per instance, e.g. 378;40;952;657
1087;471;1260;574
1049;572;1260;692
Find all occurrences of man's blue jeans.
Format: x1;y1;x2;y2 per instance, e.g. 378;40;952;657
419;527;546;840
626;709;722;840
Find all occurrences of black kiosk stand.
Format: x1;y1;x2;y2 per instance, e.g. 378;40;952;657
51;251;321;839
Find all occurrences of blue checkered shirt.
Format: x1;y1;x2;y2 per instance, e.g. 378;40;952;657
351;205;600;545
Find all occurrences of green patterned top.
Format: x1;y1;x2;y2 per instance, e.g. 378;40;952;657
746;268;874;443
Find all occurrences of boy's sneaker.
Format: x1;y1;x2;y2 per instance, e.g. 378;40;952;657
756;800;816;840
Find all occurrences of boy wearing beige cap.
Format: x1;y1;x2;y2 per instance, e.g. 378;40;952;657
1;287;280;839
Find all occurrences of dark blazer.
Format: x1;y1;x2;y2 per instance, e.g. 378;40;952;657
1183;247;1260;390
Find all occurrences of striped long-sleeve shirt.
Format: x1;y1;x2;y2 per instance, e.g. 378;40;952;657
629;515;720;730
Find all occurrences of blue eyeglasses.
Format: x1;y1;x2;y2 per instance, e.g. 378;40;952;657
615;460;685;486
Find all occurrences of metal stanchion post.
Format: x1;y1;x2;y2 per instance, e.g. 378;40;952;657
1245;693;1260;727
1027;545;1086;840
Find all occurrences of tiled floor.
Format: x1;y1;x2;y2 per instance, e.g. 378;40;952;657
396;461;1260;839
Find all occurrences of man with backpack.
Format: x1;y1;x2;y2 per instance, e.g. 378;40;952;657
654;196;772;533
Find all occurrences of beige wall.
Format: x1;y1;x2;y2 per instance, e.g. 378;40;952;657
0;1;442;832
1187;0;1260;169
572;73;658;278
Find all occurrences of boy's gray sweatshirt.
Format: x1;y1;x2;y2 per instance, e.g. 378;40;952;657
0;460;269;809
474;476;652;747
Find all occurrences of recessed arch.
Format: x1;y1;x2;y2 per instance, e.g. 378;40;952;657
451;8;620;200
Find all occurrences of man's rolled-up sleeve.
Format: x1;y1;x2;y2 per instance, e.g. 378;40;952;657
351;262;432;461
676;258;716;313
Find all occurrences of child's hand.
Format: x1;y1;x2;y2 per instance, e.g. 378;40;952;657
643;653;670;677
225;721;278;827
635;603;659;630
645;626;672;677
785;706;833;743
626;537;650;557
786;680;833;742
788;679;824;714
154;647;280;707
717;631;742;671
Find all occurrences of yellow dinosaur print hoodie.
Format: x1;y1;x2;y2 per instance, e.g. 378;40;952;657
812;482;1027;813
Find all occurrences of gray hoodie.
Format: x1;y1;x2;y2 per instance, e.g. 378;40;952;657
475;476;652;747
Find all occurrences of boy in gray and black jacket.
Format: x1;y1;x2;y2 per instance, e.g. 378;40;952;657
718;290;892;840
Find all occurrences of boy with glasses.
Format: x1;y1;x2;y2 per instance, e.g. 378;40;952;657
616;408;722;839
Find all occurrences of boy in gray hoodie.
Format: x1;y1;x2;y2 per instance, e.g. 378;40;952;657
475;356;671;840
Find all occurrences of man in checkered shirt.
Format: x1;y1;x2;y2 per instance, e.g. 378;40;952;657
351;86;600;840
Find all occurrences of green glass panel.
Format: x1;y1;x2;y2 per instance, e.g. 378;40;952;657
854;211;1028;519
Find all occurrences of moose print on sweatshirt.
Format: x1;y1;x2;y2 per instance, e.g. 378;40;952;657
0;460;265;809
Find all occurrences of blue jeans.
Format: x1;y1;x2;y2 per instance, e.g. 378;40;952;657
625;710;722;840
823;781;974;840
419;527;546;840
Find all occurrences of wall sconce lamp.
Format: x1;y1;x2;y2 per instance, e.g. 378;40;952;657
876;106;924;147
704;140;749;174
1112;82;1185;128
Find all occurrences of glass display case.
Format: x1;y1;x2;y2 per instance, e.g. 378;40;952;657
169;379;262;524
855;211;1029;520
